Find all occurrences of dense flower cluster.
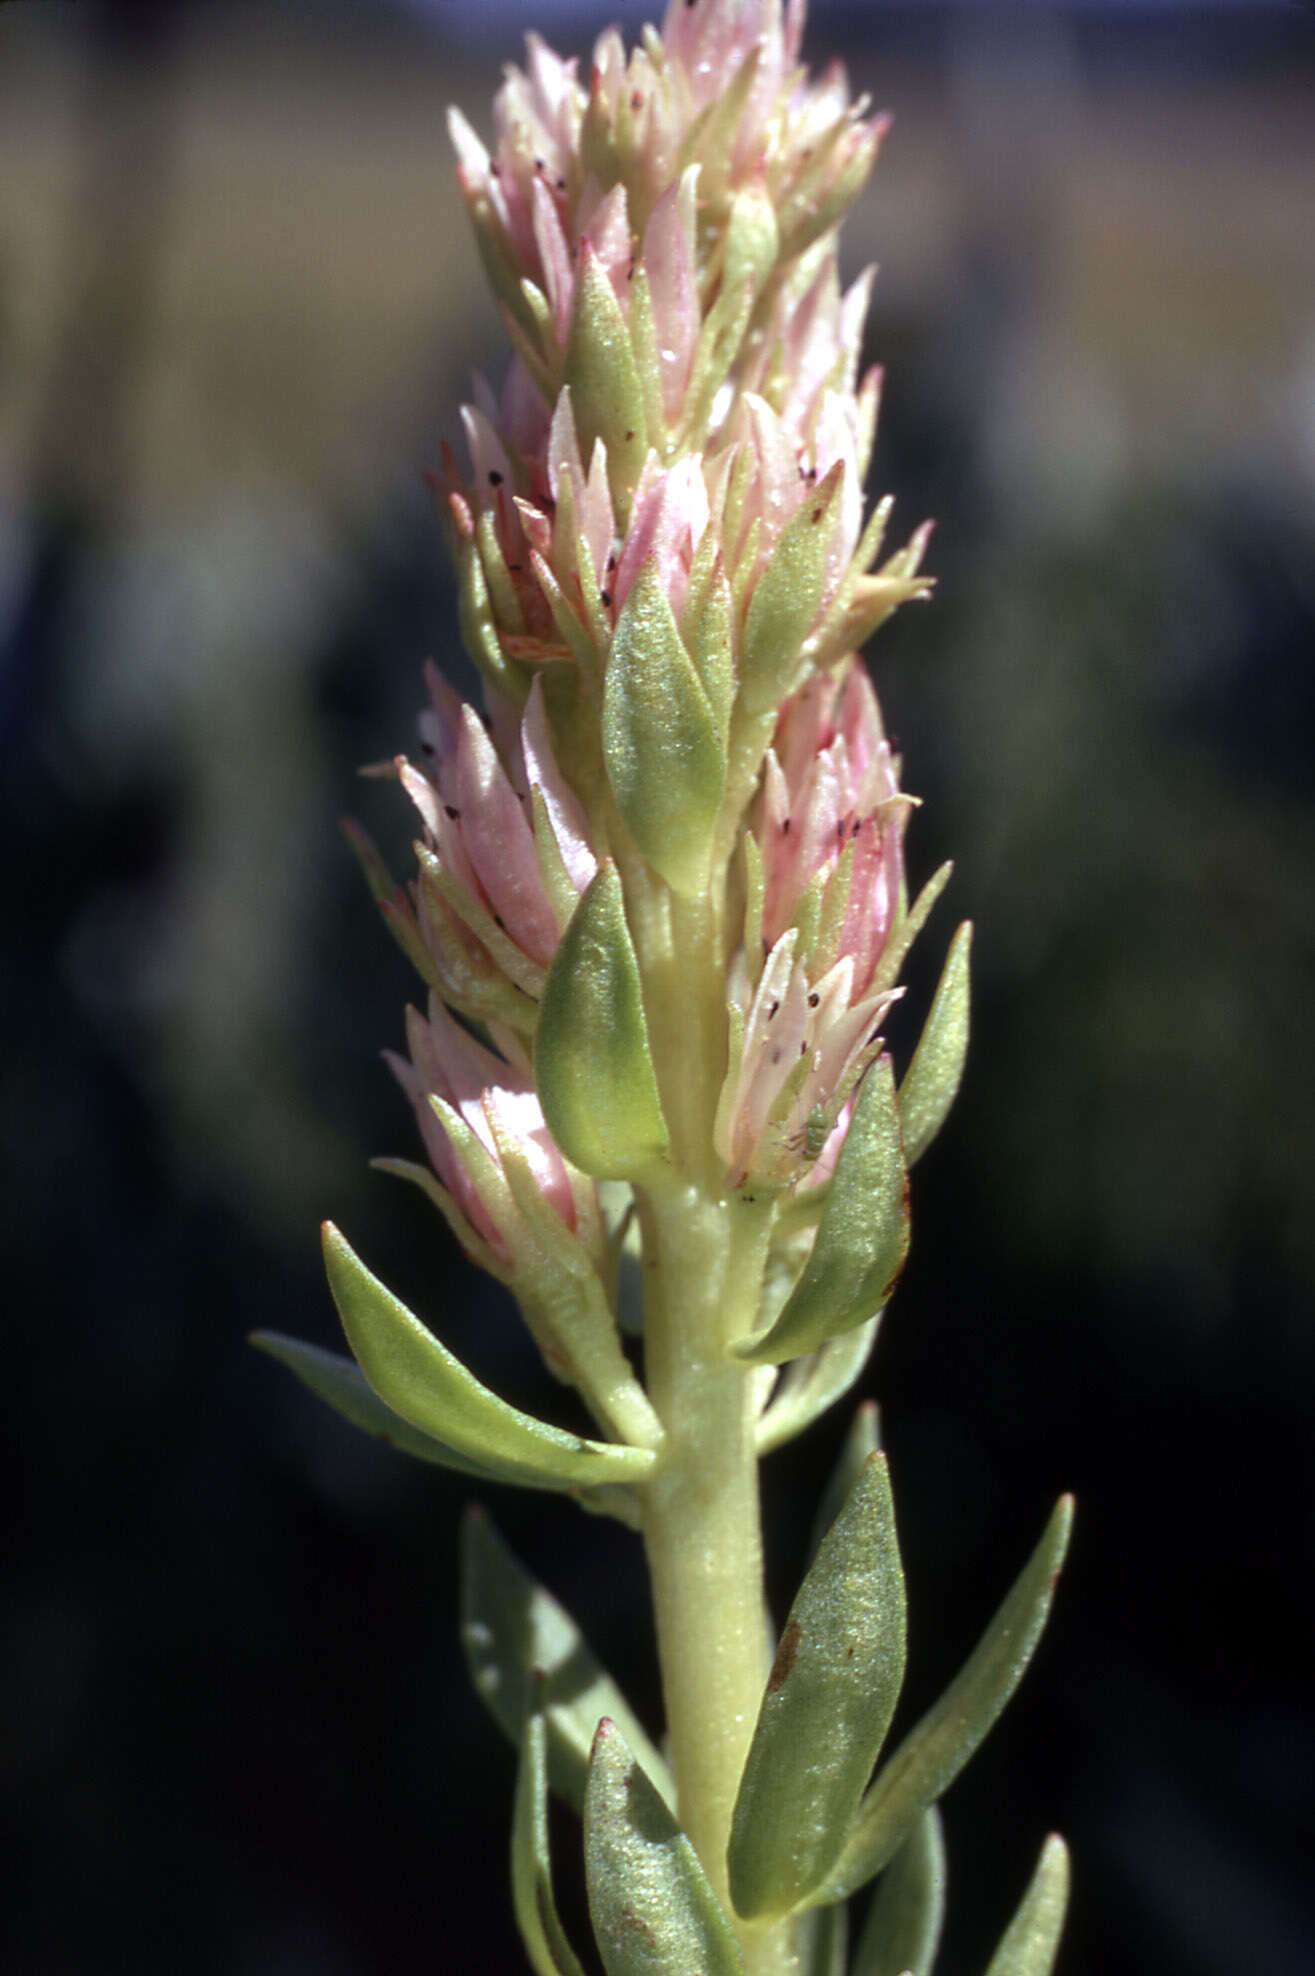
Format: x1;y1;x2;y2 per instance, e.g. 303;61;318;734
355;0;934;1282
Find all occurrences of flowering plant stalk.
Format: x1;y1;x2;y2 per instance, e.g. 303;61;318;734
257;4;1073;1970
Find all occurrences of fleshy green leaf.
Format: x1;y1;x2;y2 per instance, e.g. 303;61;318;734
253;1331;520;1483
461;1507;673;1814
736;1060;908;1365
809;1401;881;1560
585;1719;745;1976
851;1807;946;1976
756;1316;882;1455
565;246;648;518
984;1836;1070;1976
511;1687;590;1976
739;462;845;713
536;864;670;1180
820;1497;1075;1903
899;922;971;1166
728;1452;906;1920
603;563;726;896
322;1223;656;1489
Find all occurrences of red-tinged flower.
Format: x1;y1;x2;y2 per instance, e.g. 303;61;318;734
714;930;900;1189
756;659;910;983
382;670;596;1027
387;996;596;1271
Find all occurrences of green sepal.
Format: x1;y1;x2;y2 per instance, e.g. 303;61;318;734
512;1683;589;1976
739;462;846;714
735;1059;908;1365
899;922;971;1166
585;1719;746;1976
798;1901;848;1976
984;1836;1070;1976
851;1807;946;1976
728;1452;907;1920
462;1506;674;1814
321;1222;656;1489
820;1497;1075;1903
756;1316;882;1454
536;864;670;1180
565;246;648;520
602;563;726;897
252;1332;519;1483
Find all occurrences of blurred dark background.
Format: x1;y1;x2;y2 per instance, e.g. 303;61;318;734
3;0;1313;1971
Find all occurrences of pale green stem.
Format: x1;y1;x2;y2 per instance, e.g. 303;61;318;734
638;1181;799;1976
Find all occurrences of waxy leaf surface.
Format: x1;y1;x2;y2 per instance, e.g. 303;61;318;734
322;1223;655;1489
603;562;725;896
461;1507;673;1813
851;1807;946;1976
585;1720;745;1976
536;864;670;1180
728;1452;906;1919
821;1497;1074;1902
898;922;971;1166
984;1836;1070;1976
512;1688;589;1976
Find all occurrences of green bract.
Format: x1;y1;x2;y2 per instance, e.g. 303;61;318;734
736;1058;909;1365
899;921;972;1166
536;864;670;1180
603;562;726;896
565;245;648;518
728;1453;907;1920
739;461;846;713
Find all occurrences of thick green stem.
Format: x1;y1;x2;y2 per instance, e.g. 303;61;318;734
638;1182;799;1976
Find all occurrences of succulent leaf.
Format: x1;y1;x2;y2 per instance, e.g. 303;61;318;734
820;1497;1075;1903
461;1506;674;1814
585;1720;746;1976
728;1452;906;1919
512;1686;590;1976
899;921;972;1166
851;1807;947;1976
321;1223;656;1488
983;1836;1070;1976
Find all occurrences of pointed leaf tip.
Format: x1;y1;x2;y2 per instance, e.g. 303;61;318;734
535;864;670;1180
984;1835;1070;1976
898;921;971;1166
729;1451;906;1920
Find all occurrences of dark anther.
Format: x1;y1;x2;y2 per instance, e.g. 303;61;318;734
600;589;613;608
444;805;460;820
808;991;820;1007
488;469;503;486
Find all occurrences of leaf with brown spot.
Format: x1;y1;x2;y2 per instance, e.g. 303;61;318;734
728;1452;906;1921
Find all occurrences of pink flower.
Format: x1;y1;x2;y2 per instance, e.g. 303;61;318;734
387;997;597;1275
755;660;909;983
383;669;596;1025
714;660;912;1187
